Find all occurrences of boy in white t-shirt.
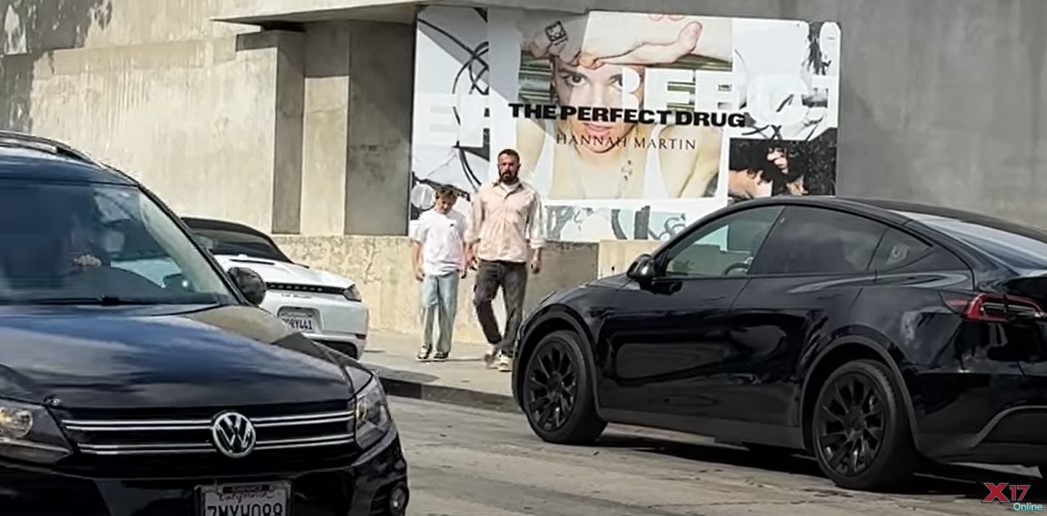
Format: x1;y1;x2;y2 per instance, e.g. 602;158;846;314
411;186;468;360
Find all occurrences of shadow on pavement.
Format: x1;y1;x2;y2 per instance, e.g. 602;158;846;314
593;431;1047;501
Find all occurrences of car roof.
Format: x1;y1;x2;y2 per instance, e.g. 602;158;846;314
0;132;136;186
181;216;272;239
727;195;1047;274
729;195;1016;228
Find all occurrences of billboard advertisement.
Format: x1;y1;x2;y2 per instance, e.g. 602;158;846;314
410;6;840;242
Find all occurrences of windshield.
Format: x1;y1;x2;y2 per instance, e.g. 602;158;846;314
0;181;237;304
189;226;291;263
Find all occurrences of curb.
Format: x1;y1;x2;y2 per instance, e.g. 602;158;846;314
365;363;520;414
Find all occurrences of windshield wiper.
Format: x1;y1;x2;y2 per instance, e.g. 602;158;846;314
21;296;162;306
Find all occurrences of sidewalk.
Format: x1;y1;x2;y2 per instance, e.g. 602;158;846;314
359;332;518;413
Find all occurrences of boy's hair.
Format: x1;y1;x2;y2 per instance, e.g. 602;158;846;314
434;184;459;200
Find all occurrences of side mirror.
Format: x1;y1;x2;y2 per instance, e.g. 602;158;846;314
163;273;192;292
228;266;267;305
626;253;658;283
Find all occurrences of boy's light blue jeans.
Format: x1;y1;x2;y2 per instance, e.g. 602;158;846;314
420;271;460;355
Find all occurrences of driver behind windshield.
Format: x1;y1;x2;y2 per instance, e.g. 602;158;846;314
0;185;109;290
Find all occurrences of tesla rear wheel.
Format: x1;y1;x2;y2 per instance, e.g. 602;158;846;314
522;330;606;444
812;359;916;491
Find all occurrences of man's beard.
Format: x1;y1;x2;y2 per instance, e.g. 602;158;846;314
499;172;518;184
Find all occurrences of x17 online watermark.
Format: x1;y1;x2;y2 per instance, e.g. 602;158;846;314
983;483;1043;512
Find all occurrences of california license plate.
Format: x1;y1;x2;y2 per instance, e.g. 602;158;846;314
199;481;289;516
280;312;317;332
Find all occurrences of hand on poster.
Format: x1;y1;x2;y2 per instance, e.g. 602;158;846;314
520;12;730;68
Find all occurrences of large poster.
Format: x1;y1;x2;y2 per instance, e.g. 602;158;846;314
410;6;840;242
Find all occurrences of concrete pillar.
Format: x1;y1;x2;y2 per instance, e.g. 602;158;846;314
270;30;306;234
301;21;352;236
344;20;415;236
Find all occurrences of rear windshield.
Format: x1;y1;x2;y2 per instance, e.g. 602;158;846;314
914;214;1047;271
191;227;291;263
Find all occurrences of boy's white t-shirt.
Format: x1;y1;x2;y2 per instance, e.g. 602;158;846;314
413;209;467;276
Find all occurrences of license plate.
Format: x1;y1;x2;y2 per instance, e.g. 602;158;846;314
280;313;317;332
199;481;289;516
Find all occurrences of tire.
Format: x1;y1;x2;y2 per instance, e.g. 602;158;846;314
520;330;607;444
810;359;917;491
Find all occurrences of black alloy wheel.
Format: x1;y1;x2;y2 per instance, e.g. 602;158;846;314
522;330;606;444
811;359;917;491
526;336;578;432
816;370;885;476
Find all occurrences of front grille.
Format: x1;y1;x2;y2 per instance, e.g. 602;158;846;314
268;282;345;296
52;400;359;477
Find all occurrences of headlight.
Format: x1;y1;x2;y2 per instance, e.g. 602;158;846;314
354;375;392;449
343;285;362;302
0;399;71;463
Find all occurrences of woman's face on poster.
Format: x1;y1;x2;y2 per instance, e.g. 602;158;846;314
552;58;645;153
818;23;840;72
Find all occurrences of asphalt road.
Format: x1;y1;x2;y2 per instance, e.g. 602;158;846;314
392;397;1047;515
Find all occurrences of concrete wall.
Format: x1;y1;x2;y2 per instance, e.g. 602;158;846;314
6;0;1047;341
0;1;416;236
273;235;600;342
0;31;304;233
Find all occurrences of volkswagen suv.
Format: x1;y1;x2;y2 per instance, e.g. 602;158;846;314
0;131;409;516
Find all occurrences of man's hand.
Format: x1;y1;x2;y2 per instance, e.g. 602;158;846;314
464;250;478;271
529;254;542;274
414;266;424;282
73;254;102;268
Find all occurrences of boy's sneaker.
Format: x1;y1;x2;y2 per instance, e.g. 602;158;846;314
483;345;499;368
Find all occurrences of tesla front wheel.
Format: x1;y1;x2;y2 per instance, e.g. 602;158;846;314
811;359;917;491
521;330;606;444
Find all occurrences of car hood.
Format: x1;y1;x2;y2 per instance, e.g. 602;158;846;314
0;304;371;410
214;255;354;289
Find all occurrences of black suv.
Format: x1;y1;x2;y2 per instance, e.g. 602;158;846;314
0;131;409;516
513;195;1047;491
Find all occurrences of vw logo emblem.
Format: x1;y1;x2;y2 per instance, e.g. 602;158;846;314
210;411;257;458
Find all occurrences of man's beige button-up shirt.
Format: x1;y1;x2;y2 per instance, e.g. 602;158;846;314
465;180;546;263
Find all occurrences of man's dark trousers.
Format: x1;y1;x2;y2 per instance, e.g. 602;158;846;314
473;259;528;358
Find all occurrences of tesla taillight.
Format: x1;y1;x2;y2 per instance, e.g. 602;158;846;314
942;292;1046;322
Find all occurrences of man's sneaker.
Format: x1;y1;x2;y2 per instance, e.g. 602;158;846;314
433;351;449;361
497;354;512;372
416;347;431;361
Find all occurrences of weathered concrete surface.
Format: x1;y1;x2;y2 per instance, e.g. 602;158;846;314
1;31;301;233
5;0;1047;238
274;235;600;342
395;397;1044;515
0;0;251;57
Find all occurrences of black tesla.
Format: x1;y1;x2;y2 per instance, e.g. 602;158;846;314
0;131;409;515
512;195;1047;491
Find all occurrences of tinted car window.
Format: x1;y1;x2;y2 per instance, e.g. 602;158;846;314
0;181;236;303
752;206;887;275
662;205;783;277
869;228;930;270
914;215;1047;271
190;227;290;263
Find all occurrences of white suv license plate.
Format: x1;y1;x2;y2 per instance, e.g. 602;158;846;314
280;314;317;333
198;481;289;516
